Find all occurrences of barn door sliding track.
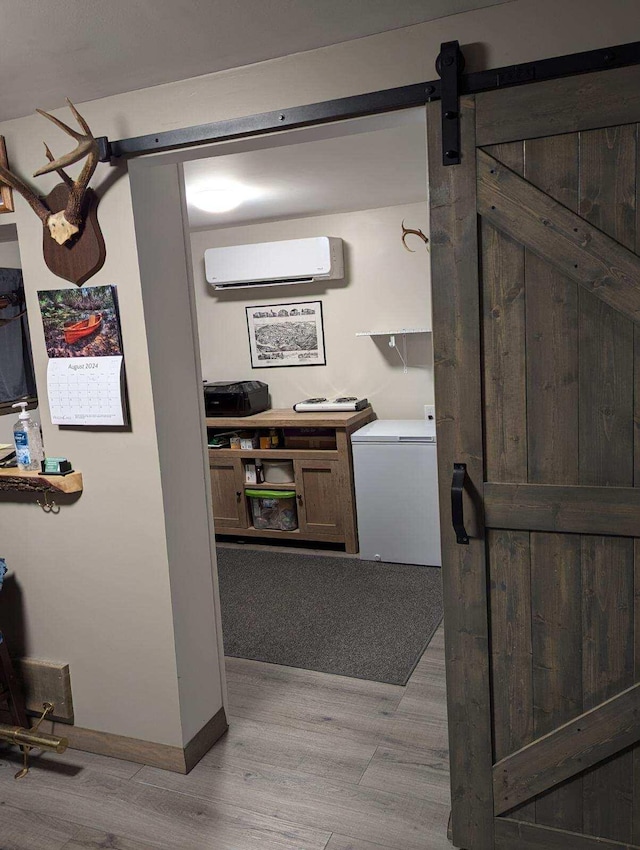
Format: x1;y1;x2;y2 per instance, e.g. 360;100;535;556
96;40;640;164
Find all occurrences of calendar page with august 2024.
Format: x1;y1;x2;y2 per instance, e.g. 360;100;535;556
37;285;128;427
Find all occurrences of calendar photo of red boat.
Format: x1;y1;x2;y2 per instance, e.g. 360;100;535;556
63;313;102;344
38;285;123;358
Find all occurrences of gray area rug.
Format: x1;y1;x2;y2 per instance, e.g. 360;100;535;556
216;547;443;685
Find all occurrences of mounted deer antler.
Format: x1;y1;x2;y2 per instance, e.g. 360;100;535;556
0;99;99;246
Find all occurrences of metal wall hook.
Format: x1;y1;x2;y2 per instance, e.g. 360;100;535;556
388;334;409;374
36;491;60;514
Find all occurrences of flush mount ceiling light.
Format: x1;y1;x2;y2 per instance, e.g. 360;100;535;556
189;183;255;213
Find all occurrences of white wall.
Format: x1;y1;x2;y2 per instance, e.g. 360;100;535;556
1;0;640;746
129;159;226;745
0;138;185;746
191;202;432;419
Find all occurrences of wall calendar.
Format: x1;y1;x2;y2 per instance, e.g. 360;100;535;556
38;285;128;426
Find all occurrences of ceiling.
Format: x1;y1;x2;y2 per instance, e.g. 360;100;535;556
1;0;510;123
184;109;427;229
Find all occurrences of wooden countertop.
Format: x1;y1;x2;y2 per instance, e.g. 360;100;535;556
205;407;375;429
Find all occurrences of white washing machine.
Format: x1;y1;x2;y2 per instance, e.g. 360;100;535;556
351;419;441;567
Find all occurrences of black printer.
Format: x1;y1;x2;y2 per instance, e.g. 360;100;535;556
203;381;270;417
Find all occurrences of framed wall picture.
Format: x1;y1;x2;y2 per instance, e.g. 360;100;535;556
246;301;326;368
0;138;14;214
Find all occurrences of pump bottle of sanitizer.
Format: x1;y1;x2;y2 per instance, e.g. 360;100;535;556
12;402;44;471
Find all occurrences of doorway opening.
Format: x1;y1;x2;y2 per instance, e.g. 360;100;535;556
184;108;440;687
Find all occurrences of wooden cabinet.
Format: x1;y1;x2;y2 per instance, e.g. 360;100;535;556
209;456;248;529
294;459;343;539
206;408;374;553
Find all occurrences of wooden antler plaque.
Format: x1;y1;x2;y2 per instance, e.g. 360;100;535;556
41;185;105;286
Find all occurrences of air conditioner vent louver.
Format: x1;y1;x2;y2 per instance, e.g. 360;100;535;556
205;237;344;290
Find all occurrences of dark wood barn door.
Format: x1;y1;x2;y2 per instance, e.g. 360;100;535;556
428;64;640;850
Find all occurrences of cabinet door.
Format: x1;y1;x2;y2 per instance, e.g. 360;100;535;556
209;457;248;529
294;459;344;539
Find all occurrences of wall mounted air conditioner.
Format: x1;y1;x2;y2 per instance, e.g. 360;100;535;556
205;236;344;290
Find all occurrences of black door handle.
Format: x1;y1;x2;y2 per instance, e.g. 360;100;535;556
451;463;469;544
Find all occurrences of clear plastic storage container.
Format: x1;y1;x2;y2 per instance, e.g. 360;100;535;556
246;489;298;531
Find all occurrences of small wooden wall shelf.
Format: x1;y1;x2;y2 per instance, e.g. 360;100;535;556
0;468;83;494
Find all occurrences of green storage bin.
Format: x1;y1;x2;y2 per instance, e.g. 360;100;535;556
246;489;298;531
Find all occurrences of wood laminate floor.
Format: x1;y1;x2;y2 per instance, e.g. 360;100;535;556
0;626;450;850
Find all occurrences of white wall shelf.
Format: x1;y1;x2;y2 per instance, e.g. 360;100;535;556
355;328;431;337
356;329;432;373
